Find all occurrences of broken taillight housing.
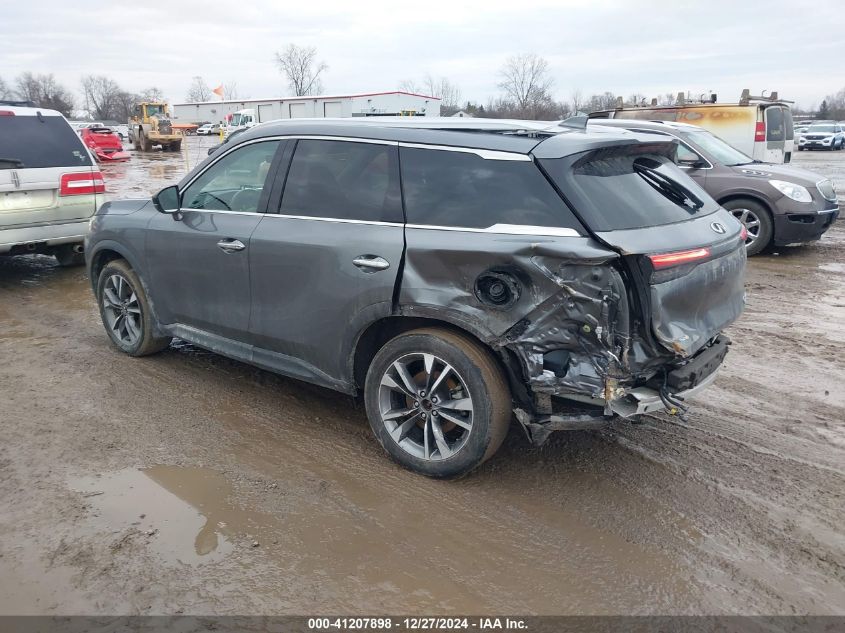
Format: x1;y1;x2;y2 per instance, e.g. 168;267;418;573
648;247;711;269
60;172;105;196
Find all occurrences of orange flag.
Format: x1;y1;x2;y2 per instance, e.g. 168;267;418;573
212;85;224;99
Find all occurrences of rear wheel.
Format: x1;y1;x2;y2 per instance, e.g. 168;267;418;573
96;259;171;356
723;198;773;256
54;244;85;267
364;328;511;479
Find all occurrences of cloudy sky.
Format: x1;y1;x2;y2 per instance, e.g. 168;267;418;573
2;0;844;110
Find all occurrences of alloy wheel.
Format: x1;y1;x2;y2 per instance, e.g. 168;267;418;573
102;274;142;346
730;207;761;248
377;352;474;461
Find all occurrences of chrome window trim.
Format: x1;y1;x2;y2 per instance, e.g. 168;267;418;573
406;223;579;237
265;213;403;227
398;142;531;161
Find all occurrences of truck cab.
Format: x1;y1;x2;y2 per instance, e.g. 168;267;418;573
224;109;256;138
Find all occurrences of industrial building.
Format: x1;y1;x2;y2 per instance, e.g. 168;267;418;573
172;91;441;125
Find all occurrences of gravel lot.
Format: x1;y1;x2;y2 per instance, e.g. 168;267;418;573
0;137;843;616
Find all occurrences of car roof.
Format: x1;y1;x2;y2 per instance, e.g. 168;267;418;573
232;117;657;157
0;105;65;117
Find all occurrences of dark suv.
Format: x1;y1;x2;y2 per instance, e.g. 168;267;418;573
86;120;746;478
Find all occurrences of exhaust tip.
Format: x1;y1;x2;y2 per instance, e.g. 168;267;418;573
72;244;84;254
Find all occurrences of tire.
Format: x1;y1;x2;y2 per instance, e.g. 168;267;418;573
96;259;171;356
722;198;774;256
133;130;143;151
53;244;85;267
364;327;511;479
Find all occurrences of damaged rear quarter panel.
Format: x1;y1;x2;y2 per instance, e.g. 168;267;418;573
398;229;634;407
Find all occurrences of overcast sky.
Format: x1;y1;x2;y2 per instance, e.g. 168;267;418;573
3;0;844;110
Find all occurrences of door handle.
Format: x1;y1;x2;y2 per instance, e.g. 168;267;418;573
217;239;246;253
353;255;390;272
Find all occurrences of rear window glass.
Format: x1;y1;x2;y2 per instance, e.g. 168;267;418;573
540;144;718;231
0;115;92;169
400;147;582;230
766;107;785;142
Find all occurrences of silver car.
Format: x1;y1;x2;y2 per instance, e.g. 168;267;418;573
1;105;105;266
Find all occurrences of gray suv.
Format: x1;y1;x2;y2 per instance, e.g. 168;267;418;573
589;119;839;255
86;120;746;478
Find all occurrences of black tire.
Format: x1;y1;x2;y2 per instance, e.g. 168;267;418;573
96;259;171;357
53;244;85;267
364;327;511;478
722;198;774;256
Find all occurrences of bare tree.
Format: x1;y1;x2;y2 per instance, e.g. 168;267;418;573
274;44;328;96
583;91;618;113
658;92;677;106
570;89;584;115
626;93;646;107
114;91;140;121
0;76;12;100
497;53;554;118
139;86;165;102
81;75;123;120
223;81;239;100
423;75;462;114
185;76;212;102
398;79;421;94
15;72;75;117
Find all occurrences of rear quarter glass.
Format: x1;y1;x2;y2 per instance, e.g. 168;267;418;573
539;144;719;232
0;115;92;169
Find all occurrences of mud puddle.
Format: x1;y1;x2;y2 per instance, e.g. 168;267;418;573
70;466;277;564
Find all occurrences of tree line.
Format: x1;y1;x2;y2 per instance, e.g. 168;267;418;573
0;72;164;121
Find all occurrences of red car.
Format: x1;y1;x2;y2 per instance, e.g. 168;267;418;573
80;126;130;161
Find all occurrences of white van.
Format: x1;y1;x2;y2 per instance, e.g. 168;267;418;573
0;106;105;266
589;90;795;164
224;108;257;138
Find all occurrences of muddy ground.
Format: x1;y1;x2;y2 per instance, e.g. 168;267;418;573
0;137;843;616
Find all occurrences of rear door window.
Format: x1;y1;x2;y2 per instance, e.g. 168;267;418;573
0;115;92;169
280;139;402;223
765;106;785;142
400;147;582;231
540;144;719;231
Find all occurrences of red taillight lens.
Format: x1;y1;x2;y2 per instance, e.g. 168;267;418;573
740;225;748;241
648;247;711;269
60;172;105;196
755;121;766;142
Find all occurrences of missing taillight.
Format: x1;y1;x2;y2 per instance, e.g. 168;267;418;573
60;172;105;196
648;247;711;269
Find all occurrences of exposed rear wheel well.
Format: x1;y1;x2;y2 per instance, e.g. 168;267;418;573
351;316;531;409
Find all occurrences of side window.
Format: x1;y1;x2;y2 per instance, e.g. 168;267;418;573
181;140;280;213
676;143;701;164
280;140;402;222
400;147;581;230
766;107;784;142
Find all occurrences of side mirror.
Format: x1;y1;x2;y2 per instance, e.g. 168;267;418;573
152;185;180;214
678;156;707;169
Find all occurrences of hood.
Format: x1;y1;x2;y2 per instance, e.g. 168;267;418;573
729;162;826;187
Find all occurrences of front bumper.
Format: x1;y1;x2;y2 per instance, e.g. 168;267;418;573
799;138;835;149
0;220;90;254
772;205;839;246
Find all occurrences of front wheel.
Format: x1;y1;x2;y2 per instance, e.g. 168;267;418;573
364;328;511;478
96;259;171;356
723;198;773;256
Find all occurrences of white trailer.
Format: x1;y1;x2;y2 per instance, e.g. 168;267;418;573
172;91;441;127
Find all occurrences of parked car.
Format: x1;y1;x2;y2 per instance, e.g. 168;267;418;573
797;122;845;151
80;126;130;162
588;119;839;255
196;123;215;136
1;105;105;266
86;119;746;478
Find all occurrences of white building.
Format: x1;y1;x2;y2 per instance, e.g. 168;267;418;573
172;91;441;124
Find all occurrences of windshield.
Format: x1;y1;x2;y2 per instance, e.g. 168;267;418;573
0;115;92;169
682;129;752;166
540;144;718;231
145;105;165;117
230;114;243;126
808;124;836;133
